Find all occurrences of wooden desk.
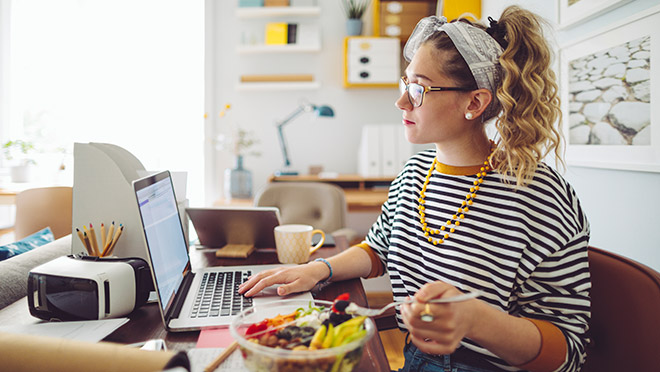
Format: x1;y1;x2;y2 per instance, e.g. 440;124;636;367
0;236;390;371
268;174;392;212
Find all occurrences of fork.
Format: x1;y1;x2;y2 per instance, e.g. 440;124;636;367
344;291;480;317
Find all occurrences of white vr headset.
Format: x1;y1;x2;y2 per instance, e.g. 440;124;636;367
27;255;153;321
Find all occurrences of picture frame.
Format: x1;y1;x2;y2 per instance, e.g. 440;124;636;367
559;5;659;172
558;0;632;29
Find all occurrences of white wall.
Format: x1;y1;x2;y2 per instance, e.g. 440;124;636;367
209;0;660;272
484;0;660;271
207;2;403;206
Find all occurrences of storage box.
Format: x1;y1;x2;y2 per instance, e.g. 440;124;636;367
239;0;264;7
264;0;289;6
378;1;435;42
344;37;400;87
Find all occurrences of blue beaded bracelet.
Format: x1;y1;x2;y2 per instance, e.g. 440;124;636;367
314;258;333;284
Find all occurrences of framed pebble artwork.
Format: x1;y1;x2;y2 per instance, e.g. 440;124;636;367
558;0;632;29
559;5;659;172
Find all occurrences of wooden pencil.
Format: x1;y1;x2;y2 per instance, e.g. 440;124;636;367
82;232;92;256
103;225;123;257
204;341;238;372
100;223;107;250
104;222;116;252
88;223;99;257
76;228;92;256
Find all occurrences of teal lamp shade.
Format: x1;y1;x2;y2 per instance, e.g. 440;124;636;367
315;105;334;117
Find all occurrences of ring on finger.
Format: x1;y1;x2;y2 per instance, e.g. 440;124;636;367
420;303;434;322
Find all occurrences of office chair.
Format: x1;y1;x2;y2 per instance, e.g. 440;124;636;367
14;186;73;240
254;182;357;243
372;246;660;371
583;246;660;371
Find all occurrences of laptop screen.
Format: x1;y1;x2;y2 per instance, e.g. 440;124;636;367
135;171;190;312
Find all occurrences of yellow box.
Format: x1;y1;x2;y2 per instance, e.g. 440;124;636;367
265;22;288;45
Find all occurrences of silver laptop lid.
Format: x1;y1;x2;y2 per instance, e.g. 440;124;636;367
133;171;190;318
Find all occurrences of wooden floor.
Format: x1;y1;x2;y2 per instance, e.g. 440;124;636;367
367;291;406;371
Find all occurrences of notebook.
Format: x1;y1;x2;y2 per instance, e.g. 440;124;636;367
186;206;281;249
133;170;312;332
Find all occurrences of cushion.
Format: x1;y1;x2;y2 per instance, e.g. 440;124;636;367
0;235;71;310
0;227;54;261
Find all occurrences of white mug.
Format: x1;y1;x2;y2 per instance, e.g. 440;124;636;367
274;224;325;264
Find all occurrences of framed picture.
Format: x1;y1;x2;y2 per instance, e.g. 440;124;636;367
559;5;659;172
558;0;632;29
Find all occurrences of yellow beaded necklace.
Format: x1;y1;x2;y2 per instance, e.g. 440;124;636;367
418;148;494;245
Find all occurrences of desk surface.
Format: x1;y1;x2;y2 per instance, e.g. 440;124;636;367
0;236;390;371
268;174;392;213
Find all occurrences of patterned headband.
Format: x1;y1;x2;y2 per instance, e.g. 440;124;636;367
403;16;504;118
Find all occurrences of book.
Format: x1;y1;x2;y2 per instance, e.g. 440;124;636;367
265;22;288;45
287;23;297;44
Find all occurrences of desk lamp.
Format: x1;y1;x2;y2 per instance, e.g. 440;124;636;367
275;102;335;176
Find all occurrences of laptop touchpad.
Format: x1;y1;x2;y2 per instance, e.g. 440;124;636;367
252;285;279;297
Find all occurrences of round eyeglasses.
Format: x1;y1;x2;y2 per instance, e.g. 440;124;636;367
399;76;473;108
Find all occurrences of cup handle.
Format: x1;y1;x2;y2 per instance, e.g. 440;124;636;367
309;230;325;254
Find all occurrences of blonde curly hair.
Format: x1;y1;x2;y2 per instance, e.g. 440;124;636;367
426;6;563;187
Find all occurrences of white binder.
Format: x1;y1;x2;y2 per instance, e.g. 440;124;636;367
357;125;382;177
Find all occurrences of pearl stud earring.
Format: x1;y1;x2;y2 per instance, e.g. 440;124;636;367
465;112;473;120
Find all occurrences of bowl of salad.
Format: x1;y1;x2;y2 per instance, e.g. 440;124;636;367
229;296;375;372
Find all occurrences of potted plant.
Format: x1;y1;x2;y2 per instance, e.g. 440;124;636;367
215;104;261;199
341;0;371;36
2;140;37;183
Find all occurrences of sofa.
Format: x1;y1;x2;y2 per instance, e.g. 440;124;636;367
0;235;71;310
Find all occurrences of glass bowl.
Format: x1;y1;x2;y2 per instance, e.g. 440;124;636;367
229;299;375;372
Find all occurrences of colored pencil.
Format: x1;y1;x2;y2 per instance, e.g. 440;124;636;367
88;223;99;257
100;223;107;250
76;228;92;256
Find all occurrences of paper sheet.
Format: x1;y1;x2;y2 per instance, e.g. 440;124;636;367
196;327;235;348
187;348;247;372
0;317;129;342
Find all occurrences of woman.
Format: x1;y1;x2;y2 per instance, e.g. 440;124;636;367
239;6;590;372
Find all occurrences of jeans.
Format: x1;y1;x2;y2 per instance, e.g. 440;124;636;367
395;336;506;372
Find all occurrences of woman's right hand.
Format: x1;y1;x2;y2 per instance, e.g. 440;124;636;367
238;260;330;297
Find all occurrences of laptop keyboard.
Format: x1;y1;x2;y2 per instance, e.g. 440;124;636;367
190;270;253;318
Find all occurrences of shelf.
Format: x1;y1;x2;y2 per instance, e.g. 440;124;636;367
237;44;321;54
235;81;320;91
236;6;321;19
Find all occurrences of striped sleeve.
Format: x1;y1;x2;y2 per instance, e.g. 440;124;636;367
516;232;591;371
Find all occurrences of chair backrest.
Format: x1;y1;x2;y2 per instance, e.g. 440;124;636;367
254;182;347;234
14;186;73;240
584;246;660;371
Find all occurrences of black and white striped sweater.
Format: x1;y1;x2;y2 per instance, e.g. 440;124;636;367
364;149;591;372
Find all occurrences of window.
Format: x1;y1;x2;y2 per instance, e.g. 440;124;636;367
2;0;204;204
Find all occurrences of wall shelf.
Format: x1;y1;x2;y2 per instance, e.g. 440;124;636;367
236;6;321;19
237;44;321;54
236;4;322;90
235;81;320;91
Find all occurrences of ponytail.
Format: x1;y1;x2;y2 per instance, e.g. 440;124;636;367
492;6;563;187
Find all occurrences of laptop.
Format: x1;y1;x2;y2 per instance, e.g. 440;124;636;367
186;206;280;249
133;170;312;332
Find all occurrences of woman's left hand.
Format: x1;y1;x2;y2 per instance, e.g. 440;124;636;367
401;281;479;355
